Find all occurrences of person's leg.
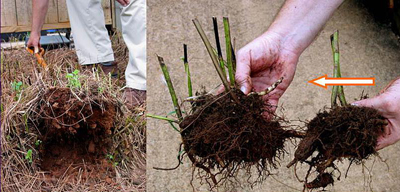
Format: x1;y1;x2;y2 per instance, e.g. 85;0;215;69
66;0;114;65
119;0;146;90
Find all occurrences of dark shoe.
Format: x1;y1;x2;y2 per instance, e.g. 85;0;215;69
100;61;118;77
123;88;146;108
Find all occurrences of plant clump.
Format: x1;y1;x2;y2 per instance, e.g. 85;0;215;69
152;17;303;189
288;30;387;190
288;105;386;189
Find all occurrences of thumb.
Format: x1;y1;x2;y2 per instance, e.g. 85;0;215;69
235;50;252;94
34;45;39;54
352;95;386;114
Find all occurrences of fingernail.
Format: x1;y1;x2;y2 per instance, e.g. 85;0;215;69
351;103;358;106
240;86;247;93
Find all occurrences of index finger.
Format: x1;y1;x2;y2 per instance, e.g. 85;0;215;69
235;49;252;94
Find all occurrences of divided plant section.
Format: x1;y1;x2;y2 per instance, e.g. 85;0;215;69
150;17;304;189
287;30;387;190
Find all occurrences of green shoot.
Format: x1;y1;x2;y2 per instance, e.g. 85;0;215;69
183;44;193;97
147;114;180;133
330;30;347;107
106;153;119;166
146;114;177;123
192;18;230;92
11;81;23;91
66;69;82;88
106;153;114;160
223;17;235;87
11;81;23;101
98;86;104;94
23;113;29;133
25;149;33;163
35;140;42;147
157;56;183;121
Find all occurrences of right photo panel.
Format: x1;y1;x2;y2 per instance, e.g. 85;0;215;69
147;0;400;191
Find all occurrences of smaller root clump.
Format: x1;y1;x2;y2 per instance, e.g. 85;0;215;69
289;105;387;190
179;89;297;188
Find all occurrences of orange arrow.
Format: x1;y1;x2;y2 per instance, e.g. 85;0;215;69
309;74;375;89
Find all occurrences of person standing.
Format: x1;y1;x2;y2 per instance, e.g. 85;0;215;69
27;0;146;107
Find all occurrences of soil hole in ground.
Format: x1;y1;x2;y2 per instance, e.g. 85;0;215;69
37;87;117;181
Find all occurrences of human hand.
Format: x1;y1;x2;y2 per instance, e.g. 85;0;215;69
235;32;301;110
27;33;41;53
116;0;130;6
352;77;400;150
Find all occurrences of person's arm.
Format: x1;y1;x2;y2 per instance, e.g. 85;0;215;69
267;0;344;55
353;78;400;150
236;0;344;108
116;0;130;6
27;0;49;53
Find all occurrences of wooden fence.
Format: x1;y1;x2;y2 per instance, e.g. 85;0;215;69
1;0;113;33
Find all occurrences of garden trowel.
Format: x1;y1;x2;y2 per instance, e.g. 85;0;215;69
26;47;47;68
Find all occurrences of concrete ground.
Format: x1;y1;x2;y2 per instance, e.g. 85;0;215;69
147;0;400;191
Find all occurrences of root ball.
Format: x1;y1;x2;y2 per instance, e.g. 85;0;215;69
179;89;293;187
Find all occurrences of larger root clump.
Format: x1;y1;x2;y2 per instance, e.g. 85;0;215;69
289;105;387;189
179;89;298;188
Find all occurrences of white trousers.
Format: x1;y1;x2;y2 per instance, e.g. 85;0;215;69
66;0;147;90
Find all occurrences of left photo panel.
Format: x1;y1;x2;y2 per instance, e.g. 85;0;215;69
1;0;146;191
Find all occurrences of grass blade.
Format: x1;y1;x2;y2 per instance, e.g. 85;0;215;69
192;18;230;92
157;55;183;121
183;44;193;97
212;17;227;76
223;17;235;87
330;30;347;107
146;114;178;123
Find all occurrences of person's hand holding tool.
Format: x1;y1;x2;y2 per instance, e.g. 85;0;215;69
27;33;41;53
28;0;50;53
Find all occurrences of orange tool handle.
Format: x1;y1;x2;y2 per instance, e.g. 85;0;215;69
26;47;47;68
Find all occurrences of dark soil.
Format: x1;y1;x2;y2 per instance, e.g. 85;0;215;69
289;105;387;190
37;87;118;181
179;88;302;188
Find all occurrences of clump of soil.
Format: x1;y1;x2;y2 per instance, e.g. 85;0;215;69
289;105;387;190
37;87;118;181
179;88;301;188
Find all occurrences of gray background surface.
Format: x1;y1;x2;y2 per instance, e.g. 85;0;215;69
147;0;400;191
